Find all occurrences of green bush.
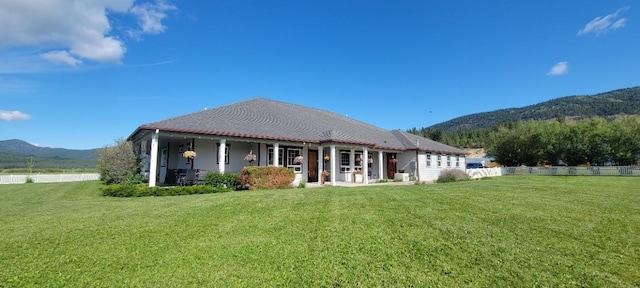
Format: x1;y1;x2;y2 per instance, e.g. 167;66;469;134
203;172;245;190
97;139;140;185
102;184;231;197
240;166;295;190
437;169;470;183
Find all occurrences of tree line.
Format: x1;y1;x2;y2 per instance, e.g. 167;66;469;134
409;116;640;166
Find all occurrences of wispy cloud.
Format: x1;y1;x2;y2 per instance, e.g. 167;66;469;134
578;7;630;36
547;61;569;76
0;77;34;93
40;51;82;67
0;0;177;72
0;110;31;121
129;1;177;38
130;60;178;67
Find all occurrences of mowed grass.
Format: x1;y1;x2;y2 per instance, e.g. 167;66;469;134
0;176;638;287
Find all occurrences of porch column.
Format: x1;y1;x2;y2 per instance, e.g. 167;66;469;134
378;151;384;181
273;143;280;167
363;147;369;184
349;149;355;174
148;130;159;187
330;145;336;186
317;146;324;185
218;139;226;174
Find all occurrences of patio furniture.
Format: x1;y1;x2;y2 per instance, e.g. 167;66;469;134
180;169;197;186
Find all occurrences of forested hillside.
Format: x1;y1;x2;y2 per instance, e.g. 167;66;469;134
409;86;640;149
427;86;640;131
0;139;97;170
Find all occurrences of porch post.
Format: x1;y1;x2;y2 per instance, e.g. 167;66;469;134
349;149;355;175
273;143;280;167
330;144;336;186
363;147;369;184
218;139;226;173
317;146;324;185
148;130;159;187
378;151;384;180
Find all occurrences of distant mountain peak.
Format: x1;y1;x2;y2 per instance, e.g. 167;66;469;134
0;139;98;160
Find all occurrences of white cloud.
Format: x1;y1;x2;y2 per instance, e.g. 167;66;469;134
0;110;31;121
578;7;629;36
129;1;177;37
40;51;82;67
547;61;569;76
0;0;176;70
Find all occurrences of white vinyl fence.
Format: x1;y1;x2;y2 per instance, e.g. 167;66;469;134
466;166;640;179
0;173;100;184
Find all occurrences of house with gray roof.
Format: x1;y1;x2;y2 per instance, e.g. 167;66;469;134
128;98;468;187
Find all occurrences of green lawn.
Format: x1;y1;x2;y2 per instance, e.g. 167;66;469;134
1;176;638;287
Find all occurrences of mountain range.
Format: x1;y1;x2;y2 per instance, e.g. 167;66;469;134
0;139;98;170
428;86;640;131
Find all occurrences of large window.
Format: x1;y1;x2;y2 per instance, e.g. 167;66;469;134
340;151;351;172
446;155;451;167
437;155;442;167
268;147;284;166
340;151;362;172
287;148;302;172
354;153;362;170
426;154;431;167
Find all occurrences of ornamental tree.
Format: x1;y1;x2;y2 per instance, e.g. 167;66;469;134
97;139;140;185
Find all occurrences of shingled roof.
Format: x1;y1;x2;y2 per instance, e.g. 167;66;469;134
134;98;467;154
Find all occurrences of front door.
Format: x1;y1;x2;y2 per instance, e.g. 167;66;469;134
387;153;397;178
308;150;318;182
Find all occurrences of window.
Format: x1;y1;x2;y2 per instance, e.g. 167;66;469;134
446;155;451;167
456;156;460;167
340;151;351;172
287;148;302;172
216;144;229;164
426;154;431;167
437;155;441;167
354;153;362;170
268;147;284;166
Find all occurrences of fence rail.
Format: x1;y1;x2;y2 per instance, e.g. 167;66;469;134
0;173;100;185
466;166;640;179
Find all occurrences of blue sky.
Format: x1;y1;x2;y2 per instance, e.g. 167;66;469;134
1;1;639;149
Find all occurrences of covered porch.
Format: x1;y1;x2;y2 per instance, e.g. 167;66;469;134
131;130;406;187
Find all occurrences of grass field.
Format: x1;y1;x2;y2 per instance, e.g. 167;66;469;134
1;176;638;287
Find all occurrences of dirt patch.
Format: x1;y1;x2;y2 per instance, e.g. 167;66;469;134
465;148;486;158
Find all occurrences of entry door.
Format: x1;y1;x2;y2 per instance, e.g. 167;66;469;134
387;153;397;178
308;150;318;182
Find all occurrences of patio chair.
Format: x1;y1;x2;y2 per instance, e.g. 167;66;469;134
195;170;209;184
181;169;197;186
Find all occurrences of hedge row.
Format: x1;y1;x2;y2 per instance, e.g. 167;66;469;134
240;166;295;190
102;184;231;197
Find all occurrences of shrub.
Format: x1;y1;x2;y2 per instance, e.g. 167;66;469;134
97;139;140;185
437;169;470;183
203;172;245;190
240;166;295;190
25;177;34;184
102;184;231;197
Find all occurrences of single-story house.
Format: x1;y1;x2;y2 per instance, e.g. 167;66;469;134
127;98;469;187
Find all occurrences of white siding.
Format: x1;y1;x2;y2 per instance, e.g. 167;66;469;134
416;152;467;182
